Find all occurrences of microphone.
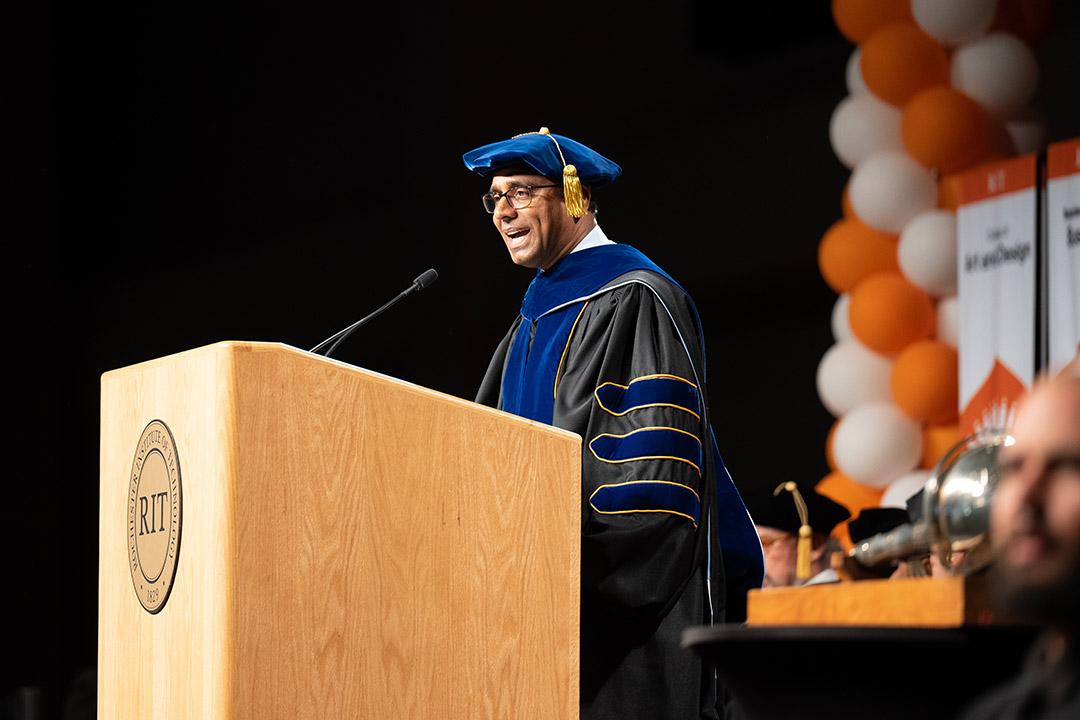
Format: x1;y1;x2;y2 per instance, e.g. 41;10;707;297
310;268;438;358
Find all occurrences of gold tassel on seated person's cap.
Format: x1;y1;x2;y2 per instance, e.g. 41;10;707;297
774;481;814;581
797;525;812;581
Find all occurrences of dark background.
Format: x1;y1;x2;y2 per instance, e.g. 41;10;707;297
4;1;1078;716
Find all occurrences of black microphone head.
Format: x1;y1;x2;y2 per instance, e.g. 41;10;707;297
413;268;438;290
312;266;439;356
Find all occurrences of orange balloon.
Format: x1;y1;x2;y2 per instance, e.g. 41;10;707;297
890;340;959;424
832;0;913;44
818;218;900;294
921;424;963;470
861;24;950;107
902;86;988;174
849;272;936;355
992;0;1054;49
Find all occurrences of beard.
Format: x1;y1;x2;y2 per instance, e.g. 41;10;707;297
990;546;1080;625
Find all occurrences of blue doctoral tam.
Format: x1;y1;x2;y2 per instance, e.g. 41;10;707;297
462;128;622;188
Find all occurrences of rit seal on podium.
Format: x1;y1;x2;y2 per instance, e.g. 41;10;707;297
127;419;183;614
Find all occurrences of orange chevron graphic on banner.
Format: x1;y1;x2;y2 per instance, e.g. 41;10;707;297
961;358;1027;437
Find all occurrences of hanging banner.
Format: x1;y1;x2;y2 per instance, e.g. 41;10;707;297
956;154;1039;436
1045;137;1080;374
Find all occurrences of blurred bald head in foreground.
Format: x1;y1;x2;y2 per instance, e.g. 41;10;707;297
991;371;1080;629
958;370;1080;720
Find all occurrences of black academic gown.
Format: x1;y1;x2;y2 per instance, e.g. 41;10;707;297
477;243;762;720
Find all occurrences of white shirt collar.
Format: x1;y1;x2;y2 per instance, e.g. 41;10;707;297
571;224;614;253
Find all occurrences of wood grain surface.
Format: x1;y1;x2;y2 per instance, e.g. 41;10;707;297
99;342;581;719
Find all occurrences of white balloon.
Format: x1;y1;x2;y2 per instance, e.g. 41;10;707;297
829;94;904;169
816;340;894;417
912;0;997;46
898;209;958;297
846;46;870;97
881;470;931;509
831;293;853;342
849;151;938;233
1005;108;1048;155
936;295;959;348
951;33;1039;115
832;402;923;488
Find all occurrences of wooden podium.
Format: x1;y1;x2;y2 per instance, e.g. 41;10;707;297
98;342;582;719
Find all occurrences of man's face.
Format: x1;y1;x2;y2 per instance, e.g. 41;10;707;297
991;377;1080;622
758;526;799;588
489;171;580;271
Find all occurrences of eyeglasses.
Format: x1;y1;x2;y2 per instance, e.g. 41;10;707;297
481;184;560;213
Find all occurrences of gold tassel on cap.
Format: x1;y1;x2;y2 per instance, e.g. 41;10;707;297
774;481;814;581
561;164;587;218
797;525;813;581
517;127;587;218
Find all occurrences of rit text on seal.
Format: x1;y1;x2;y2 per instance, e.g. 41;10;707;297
127;419;183;614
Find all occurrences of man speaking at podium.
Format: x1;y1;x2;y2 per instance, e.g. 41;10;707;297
463;128;762;720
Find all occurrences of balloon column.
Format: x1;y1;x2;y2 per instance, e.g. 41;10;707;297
818;0;1051;547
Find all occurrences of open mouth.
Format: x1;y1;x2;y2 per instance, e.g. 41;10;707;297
504;228;529;244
